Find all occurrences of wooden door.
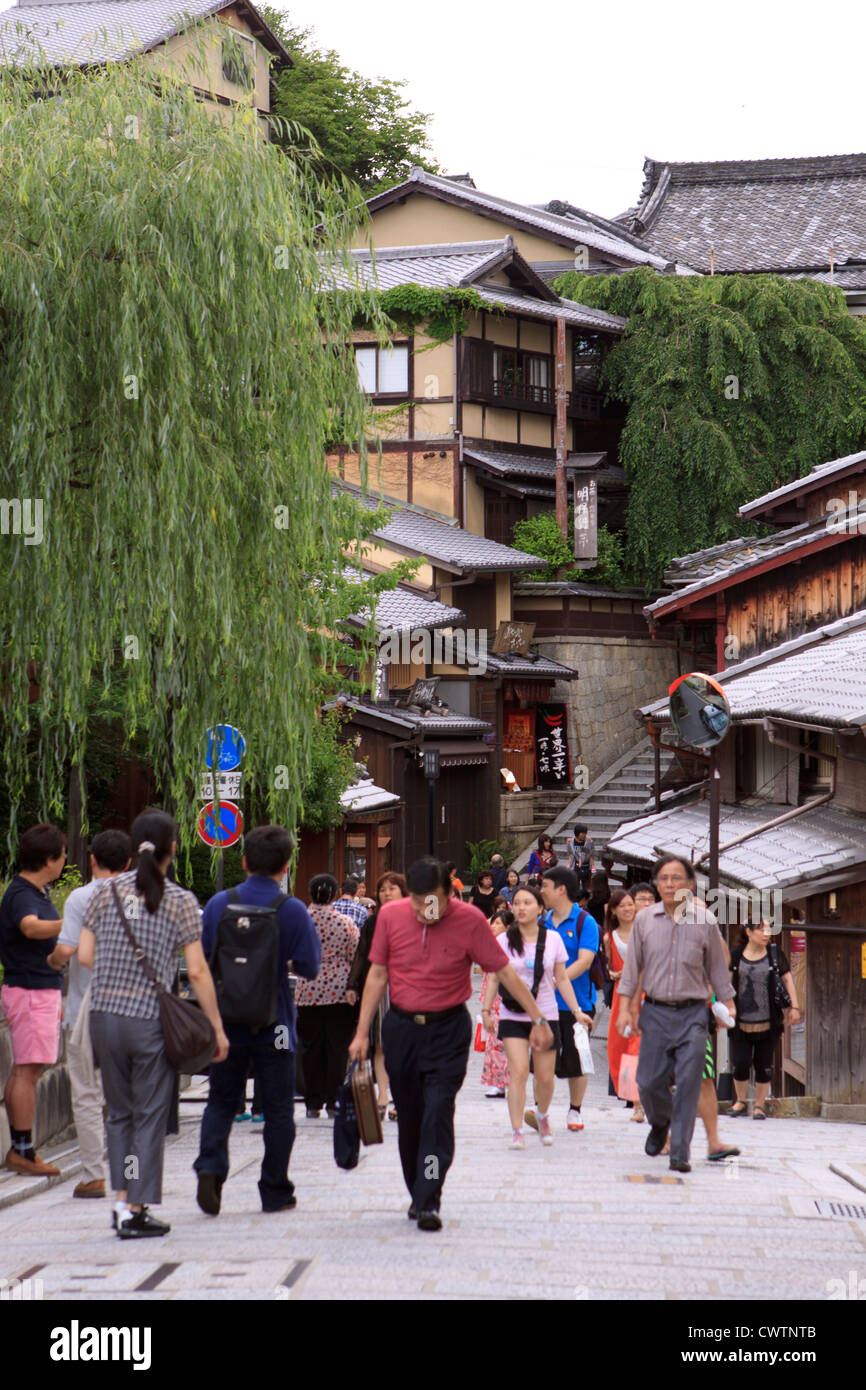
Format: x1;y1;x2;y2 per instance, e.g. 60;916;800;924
807;930;866;1103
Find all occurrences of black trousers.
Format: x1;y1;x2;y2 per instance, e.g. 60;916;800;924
381;1006;473;1213
730;1027;776;1084
297;1003;354;1110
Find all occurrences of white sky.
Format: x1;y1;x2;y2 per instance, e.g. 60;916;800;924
269;0;866;217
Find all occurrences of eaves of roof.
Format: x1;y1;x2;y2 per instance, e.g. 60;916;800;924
738;450;866;520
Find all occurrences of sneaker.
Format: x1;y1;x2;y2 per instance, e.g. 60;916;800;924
567;1107;584;1132
509;1130;526;1149
233;1112;250;1123
484;1088;506;1098
417;1210;442;1232
116;1206;171;1239
251;1113;265;1125
538;1116;554;1146
523;1109;538;1132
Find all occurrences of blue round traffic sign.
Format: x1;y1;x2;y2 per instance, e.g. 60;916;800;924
197;800;244;849
205;725;246;772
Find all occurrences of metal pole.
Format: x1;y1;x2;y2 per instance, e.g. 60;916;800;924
709;746;720;897
555;316;568;538
654;739;661;814
216;849;224;894
427;777;436;857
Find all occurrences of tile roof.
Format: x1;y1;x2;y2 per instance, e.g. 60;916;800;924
338;240;515;292
644;506;865;617
0;0;290;66
738;449;866;520
480;648;578;680
340;777;401;816
624;153;866;274
328;696;492;736
605;797;866;893
639;608;866;730
341;569;465;634
463;447;608;480
367;169;673;271
341;485;547;573
337;242;626;333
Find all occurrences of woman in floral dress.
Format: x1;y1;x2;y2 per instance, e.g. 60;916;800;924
479;906;512;1098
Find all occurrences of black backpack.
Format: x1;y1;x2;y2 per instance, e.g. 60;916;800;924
210;888;285;1030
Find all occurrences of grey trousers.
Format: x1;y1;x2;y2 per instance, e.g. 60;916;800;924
636;1000;708;1163
89;1012;175;1204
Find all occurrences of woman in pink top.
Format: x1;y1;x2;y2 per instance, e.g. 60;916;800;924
482;885;592;1150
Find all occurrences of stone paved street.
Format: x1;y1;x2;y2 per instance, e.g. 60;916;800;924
2;1021;865;1302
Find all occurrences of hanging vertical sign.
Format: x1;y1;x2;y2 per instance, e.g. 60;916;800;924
573;472;598;563
534;704;571;788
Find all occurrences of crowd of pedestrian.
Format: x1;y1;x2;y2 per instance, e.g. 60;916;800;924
0;817;798;1235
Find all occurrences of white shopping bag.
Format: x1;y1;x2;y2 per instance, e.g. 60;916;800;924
572;1021;594;1074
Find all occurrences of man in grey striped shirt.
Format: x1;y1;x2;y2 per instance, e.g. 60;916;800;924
617;854;736;1173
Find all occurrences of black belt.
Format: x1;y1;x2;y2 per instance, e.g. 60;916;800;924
390;1003;466;1026
644;996;706;1011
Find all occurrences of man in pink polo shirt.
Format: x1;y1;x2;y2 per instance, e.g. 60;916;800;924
349;856;553;1231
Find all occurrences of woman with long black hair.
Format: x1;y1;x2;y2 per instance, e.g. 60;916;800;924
482;885;591;1149
78;808;228;1239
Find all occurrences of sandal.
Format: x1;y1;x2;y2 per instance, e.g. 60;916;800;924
753;1107;768;1120
729;1102;747;1117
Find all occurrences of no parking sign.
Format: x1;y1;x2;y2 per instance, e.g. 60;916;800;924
197;799;244;849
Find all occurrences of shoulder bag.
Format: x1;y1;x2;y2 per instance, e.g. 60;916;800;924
499;922;547;1013
111;881;216;1073
768;942;792;1015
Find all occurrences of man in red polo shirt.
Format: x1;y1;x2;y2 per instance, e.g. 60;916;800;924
349;856;553;1231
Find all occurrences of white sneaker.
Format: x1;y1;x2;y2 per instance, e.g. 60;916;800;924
509;1130;525;1150
567;1107;584;1131
538;1116;554;1146
485;1088;506;1098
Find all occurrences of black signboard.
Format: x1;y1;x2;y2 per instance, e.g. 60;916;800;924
534;704;571;788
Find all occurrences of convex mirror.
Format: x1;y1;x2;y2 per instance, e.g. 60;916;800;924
668;671;731;749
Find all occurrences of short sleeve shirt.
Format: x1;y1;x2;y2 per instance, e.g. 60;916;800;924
84;870;202;1020
0;875;61;989
545;904;599;1012
499;931;568;1022
294;905;359;1006
57;880;102;1028
369;897;508;1012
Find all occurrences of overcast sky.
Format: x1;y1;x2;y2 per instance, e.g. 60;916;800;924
270;0;866;218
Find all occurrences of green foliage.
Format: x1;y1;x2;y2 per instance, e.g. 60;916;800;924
342;284;490;346
0;53;393;851
465;836;518;881
260;10;438;194
513;514;632;589
174;842;247;905
552;269;866;588
51;865;85;916
299;709;358;833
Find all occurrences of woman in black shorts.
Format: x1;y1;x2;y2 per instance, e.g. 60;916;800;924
729;919;799;1119
481;885;591;1150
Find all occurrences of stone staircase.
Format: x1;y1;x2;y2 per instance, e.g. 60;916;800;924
513;737;675;878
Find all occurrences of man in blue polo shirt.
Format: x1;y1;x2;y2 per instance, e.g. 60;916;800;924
193;825;320;1215
536;866;598;1132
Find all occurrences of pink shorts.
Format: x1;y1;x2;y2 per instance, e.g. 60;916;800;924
1;985;62;1064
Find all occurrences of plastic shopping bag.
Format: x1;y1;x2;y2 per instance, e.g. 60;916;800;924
572;1021;594;1074
474;1014;489;1053
618;1050;641;1102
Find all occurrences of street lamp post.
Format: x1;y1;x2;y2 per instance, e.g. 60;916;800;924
423;747;441;857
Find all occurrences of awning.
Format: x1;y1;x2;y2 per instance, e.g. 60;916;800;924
423;739;491;767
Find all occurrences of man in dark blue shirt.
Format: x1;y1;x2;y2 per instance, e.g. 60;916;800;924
193;825;320;1215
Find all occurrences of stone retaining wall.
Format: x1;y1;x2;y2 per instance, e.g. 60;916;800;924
0;1019;73;1155
539;635;679;782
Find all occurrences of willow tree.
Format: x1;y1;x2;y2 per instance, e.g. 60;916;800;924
0;47;396;851
553;268;866;588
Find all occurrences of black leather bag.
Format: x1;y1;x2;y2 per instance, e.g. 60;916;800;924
112;882;217;1074
499;923;547;1013
769;943;792;1013
333;1066;360;1170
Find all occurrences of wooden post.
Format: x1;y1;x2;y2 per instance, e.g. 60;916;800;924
555;316;568;538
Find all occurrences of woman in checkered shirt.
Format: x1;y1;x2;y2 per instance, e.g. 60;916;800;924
79;808;228;1240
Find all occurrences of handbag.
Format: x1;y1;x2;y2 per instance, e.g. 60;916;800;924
333;1067;360;1170
351;1059;383;1146
499;923;546;1013
769;943;792;1013
111;882;216;1074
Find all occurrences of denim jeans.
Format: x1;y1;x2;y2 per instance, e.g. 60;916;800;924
194;1023;296;1210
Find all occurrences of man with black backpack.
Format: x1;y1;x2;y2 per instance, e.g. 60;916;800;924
193;825;320;1216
